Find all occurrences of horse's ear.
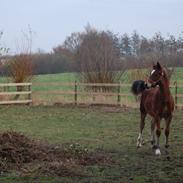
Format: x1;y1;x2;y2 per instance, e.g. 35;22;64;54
156;62;162;70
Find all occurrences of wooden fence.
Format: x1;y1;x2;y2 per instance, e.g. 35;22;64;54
32;81;183;108
33;82;132;106
0;82;183;108
0;83;32;105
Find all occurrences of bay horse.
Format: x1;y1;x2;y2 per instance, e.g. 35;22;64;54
131;62;174;155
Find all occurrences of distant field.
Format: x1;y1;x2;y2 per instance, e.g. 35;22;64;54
0;67;182;84
32;67;183;84
171;67;183;83
33;72;78;83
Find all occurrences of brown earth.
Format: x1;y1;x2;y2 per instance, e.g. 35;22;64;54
0;131;113;177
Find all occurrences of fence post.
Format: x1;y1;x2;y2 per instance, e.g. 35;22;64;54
28;83;32;105
117;82;121;105
174;81;178;109
74;80;77;105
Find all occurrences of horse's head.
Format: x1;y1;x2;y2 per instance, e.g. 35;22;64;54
148;62;164;87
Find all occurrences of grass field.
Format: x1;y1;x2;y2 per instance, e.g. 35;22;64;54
1;67;183;84
34;67;183;82
0;106;182;183
30;67;183;85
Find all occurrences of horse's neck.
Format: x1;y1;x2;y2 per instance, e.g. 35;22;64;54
159;72;171;102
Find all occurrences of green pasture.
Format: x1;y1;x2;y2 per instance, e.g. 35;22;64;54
33;67;183;84
0;68;183;106
0;67;183;84
0;106;182;182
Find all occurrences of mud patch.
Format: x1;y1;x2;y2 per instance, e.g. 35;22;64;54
0;131;113;177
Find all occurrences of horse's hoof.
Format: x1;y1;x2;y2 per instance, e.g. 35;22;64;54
165;144;169;148
137;143;142;148
155;148;161;155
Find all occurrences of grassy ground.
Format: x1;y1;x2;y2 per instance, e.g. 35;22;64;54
0;106;182;182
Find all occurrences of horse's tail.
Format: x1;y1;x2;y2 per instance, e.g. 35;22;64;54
131;80;148;96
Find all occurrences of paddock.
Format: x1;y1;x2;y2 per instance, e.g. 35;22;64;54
0;106;182;182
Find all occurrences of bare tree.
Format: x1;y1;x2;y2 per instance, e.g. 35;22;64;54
0;31;9;56
8;54;33;83
7;28;33;99
76;28;125;87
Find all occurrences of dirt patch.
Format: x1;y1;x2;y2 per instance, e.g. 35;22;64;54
0;131;113;177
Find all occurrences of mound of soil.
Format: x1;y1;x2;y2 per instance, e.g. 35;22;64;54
0;131;113;177
0;131;47;164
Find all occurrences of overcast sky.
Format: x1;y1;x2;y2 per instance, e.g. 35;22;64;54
0;0;182;53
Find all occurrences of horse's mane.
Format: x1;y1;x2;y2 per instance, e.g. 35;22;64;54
162;68;170;85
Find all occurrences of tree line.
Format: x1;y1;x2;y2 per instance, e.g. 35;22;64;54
33;28;183;76
0;27;183;80
54;28;183;70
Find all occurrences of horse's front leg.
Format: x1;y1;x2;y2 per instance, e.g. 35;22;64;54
154;118;161;155
164;115;172;148
137;112;146;148
151;119;156;148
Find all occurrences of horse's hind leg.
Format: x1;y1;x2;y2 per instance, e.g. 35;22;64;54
137;112;146;148
164;115;172;148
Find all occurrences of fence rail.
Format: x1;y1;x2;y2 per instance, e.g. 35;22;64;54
0;82;183;108
32;81;183;108
0;83;32;105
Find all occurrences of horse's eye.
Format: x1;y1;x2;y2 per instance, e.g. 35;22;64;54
157;72;162;76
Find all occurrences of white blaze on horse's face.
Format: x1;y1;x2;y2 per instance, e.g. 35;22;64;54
151;70;156;76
